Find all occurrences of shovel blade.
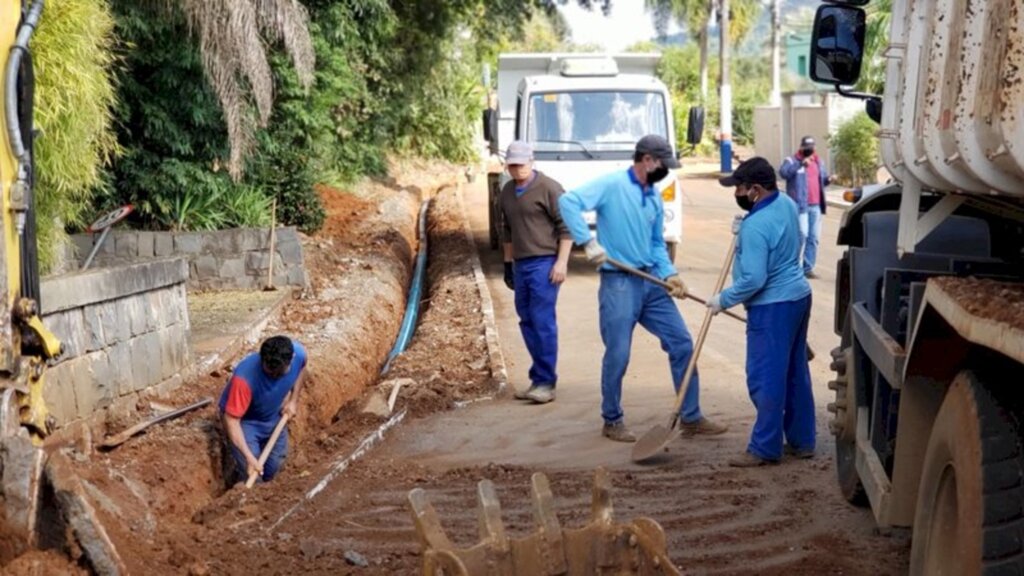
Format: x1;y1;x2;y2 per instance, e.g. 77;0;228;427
631;424;673;463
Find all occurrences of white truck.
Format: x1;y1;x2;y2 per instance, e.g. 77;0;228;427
483;53;692;262
812;1;1024;573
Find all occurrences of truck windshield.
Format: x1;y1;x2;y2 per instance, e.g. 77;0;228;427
526;91;668;156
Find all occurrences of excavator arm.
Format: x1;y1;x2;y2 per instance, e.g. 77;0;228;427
1;0;60;443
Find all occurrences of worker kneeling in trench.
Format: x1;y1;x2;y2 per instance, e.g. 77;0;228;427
219;335;308;484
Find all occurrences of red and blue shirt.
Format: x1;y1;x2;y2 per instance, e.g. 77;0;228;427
218;340;307;424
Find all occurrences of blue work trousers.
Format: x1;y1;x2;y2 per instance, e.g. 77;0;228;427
598;271;702;425
513;255;560;387
229;418;288;484
745;295;815;460
799;205;822;274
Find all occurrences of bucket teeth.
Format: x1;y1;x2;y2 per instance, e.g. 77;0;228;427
408;468;681;575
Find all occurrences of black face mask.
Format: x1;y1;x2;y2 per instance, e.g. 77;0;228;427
801;148;814;157
735;194;755;211
647;166;670;184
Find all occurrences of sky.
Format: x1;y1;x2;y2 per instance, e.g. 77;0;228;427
557;0;681;52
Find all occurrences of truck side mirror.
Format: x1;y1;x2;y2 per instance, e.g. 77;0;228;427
686;106;704;146
810;4;867;87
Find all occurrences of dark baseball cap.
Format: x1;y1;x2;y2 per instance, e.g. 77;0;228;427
800;136;816;147
718;156;778;189
635;135;681;169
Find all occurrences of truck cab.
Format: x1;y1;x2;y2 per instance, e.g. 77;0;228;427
486;54;682;262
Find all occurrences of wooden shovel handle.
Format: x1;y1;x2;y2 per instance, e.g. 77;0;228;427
668;235;738;426
245;414;289;489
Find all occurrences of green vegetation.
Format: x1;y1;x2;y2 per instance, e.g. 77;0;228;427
831;112;880;186
31;0;118;272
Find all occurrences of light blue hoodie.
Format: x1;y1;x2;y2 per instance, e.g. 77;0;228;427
719;192;811;309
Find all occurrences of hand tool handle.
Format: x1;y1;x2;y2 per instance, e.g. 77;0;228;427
604;257;747;324
245;413;289;489
266;198;277;289
667;235;738;427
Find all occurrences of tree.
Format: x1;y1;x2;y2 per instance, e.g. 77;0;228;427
158;0;316;180
860;0;891;93
646;0;761;101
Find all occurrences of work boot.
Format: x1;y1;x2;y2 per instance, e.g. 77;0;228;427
728;452;778;467
679;418;729;436
602;422;636;443
513;386;536;400
785;445;815;460
526;386;555;404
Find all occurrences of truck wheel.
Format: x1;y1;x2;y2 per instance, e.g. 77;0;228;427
666;242;677;263
487;176;500;249
909;371;1024;575
828;346;867;506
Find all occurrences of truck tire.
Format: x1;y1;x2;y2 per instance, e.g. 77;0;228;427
909;371;1024;575
829;346;867;506
666;241;677;264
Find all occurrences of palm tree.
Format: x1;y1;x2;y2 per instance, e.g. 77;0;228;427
174;0;316;180
860;0;892;93
647;0;761;101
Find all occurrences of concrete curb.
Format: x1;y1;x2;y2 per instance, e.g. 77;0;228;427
454;181;510;396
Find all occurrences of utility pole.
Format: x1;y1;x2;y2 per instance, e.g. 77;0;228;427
770;0;781;106
719;0;732;173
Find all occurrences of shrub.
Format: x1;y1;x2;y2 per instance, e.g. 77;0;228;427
32;0;118;272
832;112;880;186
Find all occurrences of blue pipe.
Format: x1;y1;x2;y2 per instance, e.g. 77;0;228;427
381;198;431;374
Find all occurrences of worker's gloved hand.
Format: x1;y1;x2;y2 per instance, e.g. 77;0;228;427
664;274;687;299
503;262;514;290
731;214;744;235
584;239;607;265
706;293;723;315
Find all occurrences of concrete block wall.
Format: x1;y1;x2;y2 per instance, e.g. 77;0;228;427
69;226;307;291
39;258;191;428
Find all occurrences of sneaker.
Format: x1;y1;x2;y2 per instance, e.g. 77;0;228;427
513;386;536;400
526;386;555;404
728;452;778;467
602;422;637;443
679;418;729;436
784;445;815;460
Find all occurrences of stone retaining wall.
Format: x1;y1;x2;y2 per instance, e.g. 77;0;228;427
39;258;191;428
69;227;307;291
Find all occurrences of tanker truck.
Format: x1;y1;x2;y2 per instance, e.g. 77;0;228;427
810;1;1024;573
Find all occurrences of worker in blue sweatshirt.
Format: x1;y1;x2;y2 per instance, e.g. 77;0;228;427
708;157;815;467
559;134;728;443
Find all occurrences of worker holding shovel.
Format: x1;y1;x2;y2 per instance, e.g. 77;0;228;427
219;335;307;484
559;135;728;443
711;157;814;467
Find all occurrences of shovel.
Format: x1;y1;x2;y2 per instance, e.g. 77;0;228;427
604;257;816;361
245;413;290;488
631;236;737;463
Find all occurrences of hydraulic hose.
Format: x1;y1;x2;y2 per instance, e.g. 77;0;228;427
5;0;42;167
381;198;431;375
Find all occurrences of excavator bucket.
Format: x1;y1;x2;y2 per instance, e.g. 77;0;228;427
407;467;680;575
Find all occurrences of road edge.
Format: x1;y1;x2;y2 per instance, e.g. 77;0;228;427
454;181;510;396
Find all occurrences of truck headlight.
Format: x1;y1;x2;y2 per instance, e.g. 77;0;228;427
661;180;677;202
664;208;675;222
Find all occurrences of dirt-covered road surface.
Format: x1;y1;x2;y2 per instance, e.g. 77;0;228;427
4;162;910;575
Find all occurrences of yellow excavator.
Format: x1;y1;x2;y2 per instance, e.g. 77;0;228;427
1;0;61;440
0;0;64;550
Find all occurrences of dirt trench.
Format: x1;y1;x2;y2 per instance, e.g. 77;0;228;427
0;161;499;574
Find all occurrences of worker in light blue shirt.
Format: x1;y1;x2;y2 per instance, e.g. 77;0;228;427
559;135;728;443
708;157;814;467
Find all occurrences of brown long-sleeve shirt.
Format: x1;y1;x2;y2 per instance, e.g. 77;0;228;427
499;171;571;259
